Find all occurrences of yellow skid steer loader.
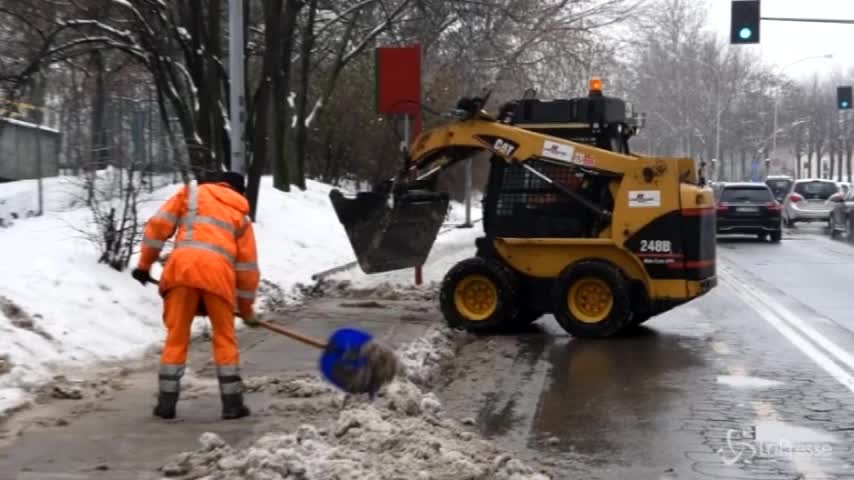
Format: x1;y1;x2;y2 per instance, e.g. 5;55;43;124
329;80;717;338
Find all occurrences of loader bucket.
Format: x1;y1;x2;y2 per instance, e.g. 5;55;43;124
330;188;450;273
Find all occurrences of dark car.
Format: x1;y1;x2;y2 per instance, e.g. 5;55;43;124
716;182;782;242
765;175;794;203
828;188;854;239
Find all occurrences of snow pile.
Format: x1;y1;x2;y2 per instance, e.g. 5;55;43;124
163;326;550;479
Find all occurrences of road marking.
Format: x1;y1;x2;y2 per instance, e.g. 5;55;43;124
742;280;854;373
720;266;854;394
721;262;854;373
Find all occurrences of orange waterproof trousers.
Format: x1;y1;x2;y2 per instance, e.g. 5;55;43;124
158;287;245;399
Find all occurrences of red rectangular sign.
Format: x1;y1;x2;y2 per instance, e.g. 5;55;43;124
376;45;421;116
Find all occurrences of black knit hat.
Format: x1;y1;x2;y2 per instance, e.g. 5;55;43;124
221;171;245;195
200;171;245;195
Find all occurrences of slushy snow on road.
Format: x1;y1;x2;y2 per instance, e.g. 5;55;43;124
162;325;551;480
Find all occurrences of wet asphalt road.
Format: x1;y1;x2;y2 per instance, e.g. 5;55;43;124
439;226;854;480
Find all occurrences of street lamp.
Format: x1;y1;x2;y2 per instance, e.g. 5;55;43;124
771;54;833;173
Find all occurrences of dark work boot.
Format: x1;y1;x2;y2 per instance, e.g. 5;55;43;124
155;363;184;419
221;393;250;420
153;392;178;419
217;364;249;420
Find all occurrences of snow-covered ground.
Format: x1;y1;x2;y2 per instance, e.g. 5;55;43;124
0;168;175;223
0;174;483;417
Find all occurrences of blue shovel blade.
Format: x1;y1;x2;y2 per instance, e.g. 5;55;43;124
320;328;373;392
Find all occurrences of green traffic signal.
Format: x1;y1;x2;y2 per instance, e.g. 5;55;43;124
731;1;760;44
838;86;852;110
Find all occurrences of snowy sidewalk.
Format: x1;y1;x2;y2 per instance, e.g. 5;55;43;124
0;295;438;479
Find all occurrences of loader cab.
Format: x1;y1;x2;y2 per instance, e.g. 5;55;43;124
500;79;642;155
482;80;636;241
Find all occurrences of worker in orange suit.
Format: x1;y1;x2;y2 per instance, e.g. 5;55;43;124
131;171;260;420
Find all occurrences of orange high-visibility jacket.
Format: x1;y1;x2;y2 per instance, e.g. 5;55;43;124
137;181;260;317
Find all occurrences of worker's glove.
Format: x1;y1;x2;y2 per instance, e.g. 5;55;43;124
131;268;152;286
242;311;261;328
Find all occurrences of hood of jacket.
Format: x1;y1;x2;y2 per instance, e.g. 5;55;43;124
203;182;250;215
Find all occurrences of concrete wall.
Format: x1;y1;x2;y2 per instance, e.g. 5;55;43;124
0;118;61;181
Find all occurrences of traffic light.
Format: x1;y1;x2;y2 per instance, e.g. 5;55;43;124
730;1;760;44
838;86;852;110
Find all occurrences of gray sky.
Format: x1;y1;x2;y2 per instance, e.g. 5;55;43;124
705;0;854;80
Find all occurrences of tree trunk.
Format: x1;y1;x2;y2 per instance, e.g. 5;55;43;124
90;51;108;172
271;0;302;191
294;0;318;191
247;0;293;218
206;0;225;170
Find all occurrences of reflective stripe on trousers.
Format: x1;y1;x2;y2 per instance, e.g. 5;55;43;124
159;363;185;394
217;364;244;396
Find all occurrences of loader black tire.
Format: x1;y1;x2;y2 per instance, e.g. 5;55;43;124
440;257;518;333
551;260;631;338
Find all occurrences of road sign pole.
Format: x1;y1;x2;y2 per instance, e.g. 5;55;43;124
462;159;473;227
403;113;423;286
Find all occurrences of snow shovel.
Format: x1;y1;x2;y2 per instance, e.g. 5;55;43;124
147;278;399;395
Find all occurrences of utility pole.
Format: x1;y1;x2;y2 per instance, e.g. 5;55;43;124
228;0;245;174
714;96;721;180
846;110;851;184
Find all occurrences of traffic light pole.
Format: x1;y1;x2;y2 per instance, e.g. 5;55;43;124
761;16;854;25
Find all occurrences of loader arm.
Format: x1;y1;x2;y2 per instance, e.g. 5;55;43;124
329;108;684;275
405;117;637;180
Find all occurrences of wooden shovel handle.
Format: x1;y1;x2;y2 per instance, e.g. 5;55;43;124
255;319;328;350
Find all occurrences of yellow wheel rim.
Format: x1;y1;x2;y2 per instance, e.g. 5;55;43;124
453;274;498;321
567;277;613;324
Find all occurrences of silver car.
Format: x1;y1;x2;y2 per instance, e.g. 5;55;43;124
782;179;841;227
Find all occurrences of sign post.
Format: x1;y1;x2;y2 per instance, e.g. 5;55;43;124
376;44;423;285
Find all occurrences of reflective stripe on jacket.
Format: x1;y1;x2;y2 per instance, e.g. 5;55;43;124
137;181;260;314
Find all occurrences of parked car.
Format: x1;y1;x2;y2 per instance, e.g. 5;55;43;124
716;182;782;242
782;179;841;228
765;175;794;203
828;188;854;239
